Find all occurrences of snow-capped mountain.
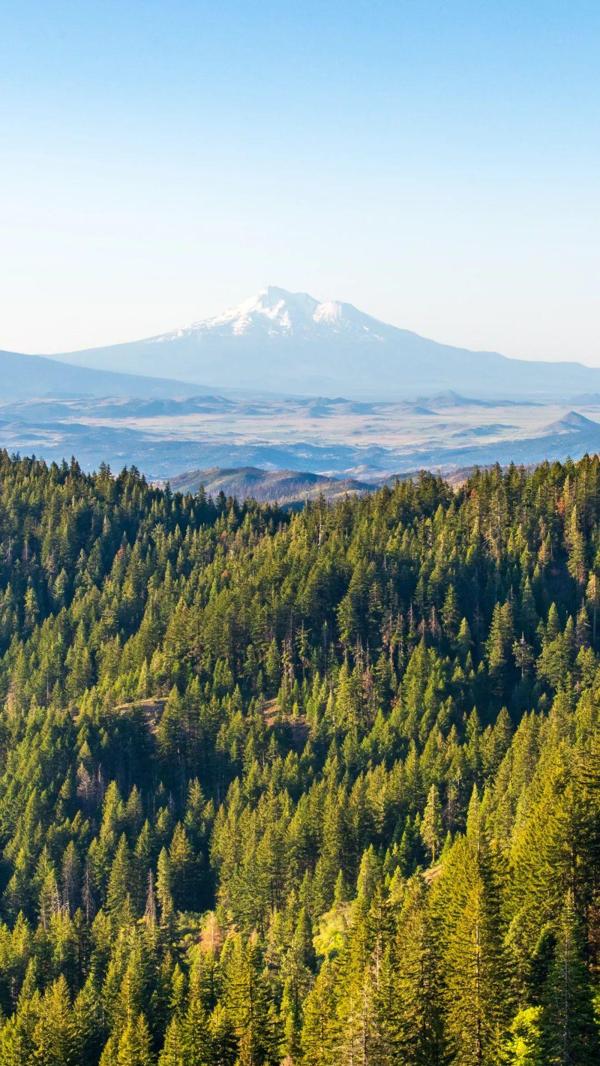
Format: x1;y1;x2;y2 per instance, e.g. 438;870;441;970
156;287;387;342
54;287;600;400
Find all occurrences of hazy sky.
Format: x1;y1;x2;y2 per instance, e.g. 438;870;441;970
1;1;599;364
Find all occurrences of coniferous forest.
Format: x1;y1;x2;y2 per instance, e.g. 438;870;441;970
0;450;597;1065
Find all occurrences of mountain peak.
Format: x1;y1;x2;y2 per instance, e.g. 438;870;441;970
55;288;600;402
544;410;600;434
175;287;383;342
196;286;318;337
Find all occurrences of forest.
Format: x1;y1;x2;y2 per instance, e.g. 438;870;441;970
0;449;597;1065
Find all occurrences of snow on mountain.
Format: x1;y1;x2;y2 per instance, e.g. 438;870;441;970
52;286;600;401
155;286;386;343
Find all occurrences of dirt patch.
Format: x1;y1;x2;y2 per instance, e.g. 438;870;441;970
261;698;309;750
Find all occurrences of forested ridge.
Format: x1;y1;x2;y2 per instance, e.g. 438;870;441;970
0;449;597;1065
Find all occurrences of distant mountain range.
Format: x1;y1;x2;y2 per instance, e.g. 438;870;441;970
51;286;600;401
2;289;600;483
0;349;202;401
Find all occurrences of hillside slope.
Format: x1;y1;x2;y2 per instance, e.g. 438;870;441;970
0;454;596;1061
165;465;371;506
0;347;202;400
0;454;596;1063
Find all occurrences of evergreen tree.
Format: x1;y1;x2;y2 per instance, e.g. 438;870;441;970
420;784;443;863
0;454;595;1065
437;792;512;1065
542;892;599;1065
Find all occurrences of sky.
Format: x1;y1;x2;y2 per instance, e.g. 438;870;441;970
1;0;599;364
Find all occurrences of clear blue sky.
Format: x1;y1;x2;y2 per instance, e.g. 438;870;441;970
1;1;599;364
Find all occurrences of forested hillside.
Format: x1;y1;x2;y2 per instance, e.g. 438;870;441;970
0;450;597;1065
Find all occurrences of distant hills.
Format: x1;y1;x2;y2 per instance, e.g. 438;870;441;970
162;464;486;507
161;459;561;507
0;388;598;482
0;348;202;401
52;286;600;401
162;407;600;506
544;410;599;434
163;466;371;508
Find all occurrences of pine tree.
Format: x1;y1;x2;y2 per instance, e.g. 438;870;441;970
585;572;599;646
437;792;512;1066
207;1003;237;1066
107;835;134;922
32;976;78;1066
158;1014;191;1066
566;508;586;588
0;992;41;1065
223;934;281;1066
156;848;174;931
420;784;443;864
392;875;445;1066
442;586;460;642
542;892;599;1065
107;1013;154;1066
74;972;107;1066
301;958;340;1066
502;1006;544;1065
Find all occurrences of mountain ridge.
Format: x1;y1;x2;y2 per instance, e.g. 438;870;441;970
162;464;371;508
0;348;205;401
50;286;600;401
